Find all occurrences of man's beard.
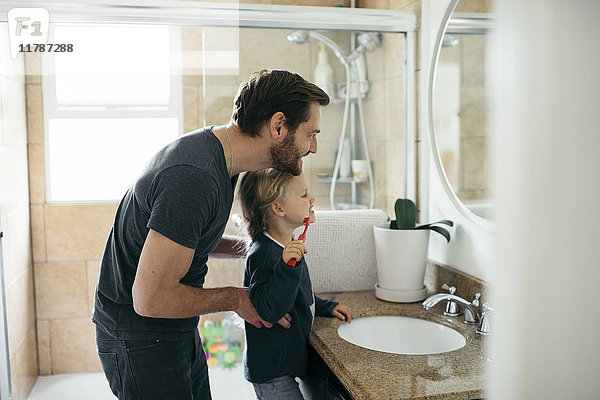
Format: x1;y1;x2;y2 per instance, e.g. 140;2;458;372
270;130;304;176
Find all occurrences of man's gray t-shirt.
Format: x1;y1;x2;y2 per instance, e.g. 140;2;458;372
92;126;238;340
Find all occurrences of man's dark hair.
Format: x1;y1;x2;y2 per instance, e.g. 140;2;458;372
232;69;330;137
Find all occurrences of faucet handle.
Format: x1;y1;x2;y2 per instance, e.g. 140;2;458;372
441;283;453;292
462;293;481;324
441;284;461;317
472;293;481;307
476;302;495;335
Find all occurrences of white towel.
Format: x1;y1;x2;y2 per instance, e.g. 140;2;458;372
295;209;390;293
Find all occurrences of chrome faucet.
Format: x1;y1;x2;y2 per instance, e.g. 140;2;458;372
422;292;481;324
475;303;494;335
441;284;461;317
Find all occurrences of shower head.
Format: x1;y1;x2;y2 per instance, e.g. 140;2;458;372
286;30;309;44
442;34;459;47
348;32;382;61
286;30;349;65
357;32;382;52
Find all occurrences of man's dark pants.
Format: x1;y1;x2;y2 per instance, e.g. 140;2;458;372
96;326;211;400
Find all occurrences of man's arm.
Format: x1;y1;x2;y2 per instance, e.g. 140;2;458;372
132;229;267;327
209;234;248;259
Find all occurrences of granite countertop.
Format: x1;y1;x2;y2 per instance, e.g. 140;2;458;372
310;290;488;400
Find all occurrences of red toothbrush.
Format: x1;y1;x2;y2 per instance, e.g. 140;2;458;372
288;217;310;267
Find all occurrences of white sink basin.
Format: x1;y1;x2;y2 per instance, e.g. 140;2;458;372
337;316;466;355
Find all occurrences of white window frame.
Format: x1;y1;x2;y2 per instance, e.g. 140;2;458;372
42;23;183;204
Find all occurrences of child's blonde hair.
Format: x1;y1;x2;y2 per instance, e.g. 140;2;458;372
239;168;295;241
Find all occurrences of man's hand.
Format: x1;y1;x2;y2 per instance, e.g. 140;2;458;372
233;288;273;328
234;288;293;329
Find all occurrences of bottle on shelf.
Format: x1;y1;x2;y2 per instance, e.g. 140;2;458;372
314;43;335;99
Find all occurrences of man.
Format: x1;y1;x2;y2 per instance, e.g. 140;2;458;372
93;69;329;399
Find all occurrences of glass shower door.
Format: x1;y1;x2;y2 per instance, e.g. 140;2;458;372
0;225;12;399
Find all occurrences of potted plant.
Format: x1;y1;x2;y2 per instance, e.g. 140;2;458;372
373;199;453;302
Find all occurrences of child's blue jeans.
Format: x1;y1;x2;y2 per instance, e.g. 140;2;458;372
252;375;305;400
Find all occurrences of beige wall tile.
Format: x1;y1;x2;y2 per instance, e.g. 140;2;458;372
363;35;386;81
183;74;204;86
361;79;386;141
304;139;343;198
37;320;51;375
462;136;487;189
238;27;311;80
27;144;45;204
25;53;42;85
383;33;405;80
13;328;37;400
384;139;405;209
202;82;241;126
86;260;101;316
204;258;245;288
183;84;199;133
182;27;204;51
273;0;349;6
50;318;102;373
456;0;490;13
29;204;46;262
44;203;118;261
384;75;405;141
462;35;485;86
359;0;421;10
181;27;207;83
200;27;239;77
357;0;391;8
460;85;487;138
25;84;43;144
5;266;35;360
34;262;88;318
388;0;420;12
318;102;345;145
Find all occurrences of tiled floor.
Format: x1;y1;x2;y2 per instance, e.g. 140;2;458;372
27;366;256;400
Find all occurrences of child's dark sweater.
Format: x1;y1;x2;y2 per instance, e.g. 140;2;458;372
243;232;338;383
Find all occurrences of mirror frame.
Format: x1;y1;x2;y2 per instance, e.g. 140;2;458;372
428;3;494;227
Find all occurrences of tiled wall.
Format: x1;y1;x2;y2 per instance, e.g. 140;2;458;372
25;48;119;375
0;25;38;400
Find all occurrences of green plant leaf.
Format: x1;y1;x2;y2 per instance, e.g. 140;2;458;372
415;225;452;243
394;198;417;230
418;220;454;229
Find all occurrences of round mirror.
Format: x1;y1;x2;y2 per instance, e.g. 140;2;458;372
430;11;493;220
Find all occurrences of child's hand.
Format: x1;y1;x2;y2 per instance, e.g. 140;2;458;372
332;304;353;323
282;239;307;265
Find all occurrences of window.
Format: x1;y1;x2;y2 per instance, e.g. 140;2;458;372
43;24;182;202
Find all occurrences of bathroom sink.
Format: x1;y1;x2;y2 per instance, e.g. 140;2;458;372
337;316;466;355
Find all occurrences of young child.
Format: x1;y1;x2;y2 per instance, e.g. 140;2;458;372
239;168;353;399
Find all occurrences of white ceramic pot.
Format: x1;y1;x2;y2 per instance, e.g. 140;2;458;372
373;225;430;292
